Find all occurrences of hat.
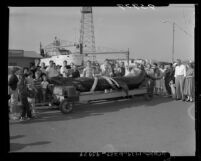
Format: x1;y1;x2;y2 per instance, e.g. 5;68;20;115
173;63;177;67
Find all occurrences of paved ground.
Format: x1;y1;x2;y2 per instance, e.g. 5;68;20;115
9;95;195;156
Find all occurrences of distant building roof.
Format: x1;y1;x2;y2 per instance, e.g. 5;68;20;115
23;51;42;58
9;49;42;58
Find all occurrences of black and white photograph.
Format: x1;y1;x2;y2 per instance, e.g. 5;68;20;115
8;5;195;156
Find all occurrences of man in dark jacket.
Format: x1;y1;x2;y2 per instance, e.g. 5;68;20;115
8;68;19;120
18;70;33;120
164;63;175;98
120;62;125;77
164;64;173;96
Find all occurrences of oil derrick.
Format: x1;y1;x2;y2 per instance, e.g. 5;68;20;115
79;7;96;62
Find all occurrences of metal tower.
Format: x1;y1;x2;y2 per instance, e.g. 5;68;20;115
80;7;96;62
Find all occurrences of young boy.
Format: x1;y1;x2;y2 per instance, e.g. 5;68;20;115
41;74;49;103
26;71;38;115
34;71;43;103
83;60;94;78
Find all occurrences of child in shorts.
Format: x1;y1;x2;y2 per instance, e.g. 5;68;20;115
41;74;49;103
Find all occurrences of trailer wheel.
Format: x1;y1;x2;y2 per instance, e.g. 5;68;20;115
59;99;73;114
144;93;153;101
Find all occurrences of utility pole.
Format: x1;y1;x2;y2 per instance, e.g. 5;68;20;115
172;22;175;63
162;20;193;63
127;48;130;66
80;7;96;62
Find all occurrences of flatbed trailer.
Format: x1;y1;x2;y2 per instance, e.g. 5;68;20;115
53;85;153;114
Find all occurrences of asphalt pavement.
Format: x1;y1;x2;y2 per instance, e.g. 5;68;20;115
9;95;195;156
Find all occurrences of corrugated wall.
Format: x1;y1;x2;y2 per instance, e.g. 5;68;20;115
8;57;35;68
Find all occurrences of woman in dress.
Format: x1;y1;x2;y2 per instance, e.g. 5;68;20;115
183;63;194;102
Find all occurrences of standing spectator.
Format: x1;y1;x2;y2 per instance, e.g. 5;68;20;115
71;64;80;78
34;71;43;104
17;70;33;120
93;63;102;77
23;67;29;78
26;71;37;115
131;63;141;76
120;62;125;77
60;60;69;77
169;63;176;99
174;59;186;101
145;63;155;95
100;59;113;77
159;64;167;96
53;63;60;76
153;63;161;95
164;63;174;97
83;60;94;78
56;65;62;76
183;62;194;102
29;62;37;79
113;63;121;77
34;59;41;68
41;74;49;103
46;60;59;78
40;62;47;74
8;68;19;120
145;63;155;77
70;62;75;69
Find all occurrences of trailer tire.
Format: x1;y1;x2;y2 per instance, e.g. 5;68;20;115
144;93;153;101
59;99;73;114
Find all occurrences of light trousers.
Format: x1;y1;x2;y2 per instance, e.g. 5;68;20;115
175;75;185;100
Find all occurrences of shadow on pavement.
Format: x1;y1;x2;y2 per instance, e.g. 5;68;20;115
10;141;51;152
10;95;175;124
10;135;25;140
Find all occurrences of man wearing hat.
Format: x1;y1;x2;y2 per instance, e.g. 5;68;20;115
18;70;33;120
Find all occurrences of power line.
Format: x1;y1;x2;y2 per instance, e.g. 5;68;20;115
161;20;193;38
174;23;193;38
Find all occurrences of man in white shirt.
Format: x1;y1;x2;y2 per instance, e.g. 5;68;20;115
46;60;59;78
60;60;69;77
174;59;186;101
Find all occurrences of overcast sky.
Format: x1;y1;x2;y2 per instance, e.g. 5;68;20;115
9;5;195;62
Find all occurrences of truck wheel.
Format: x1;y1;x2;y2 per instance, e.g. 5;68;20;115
144;93;153;101
59;100;73;114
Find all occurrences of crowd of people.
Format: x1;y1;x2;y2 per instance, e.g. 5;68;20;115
8;58;194;121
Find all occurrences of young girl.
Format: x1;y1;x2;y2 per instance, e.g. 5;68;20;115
41;74;49;103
